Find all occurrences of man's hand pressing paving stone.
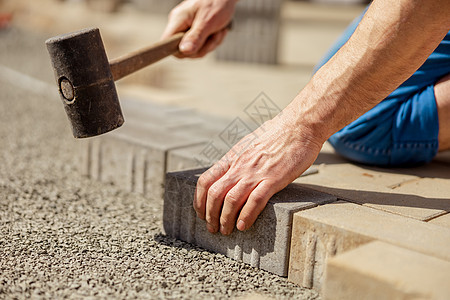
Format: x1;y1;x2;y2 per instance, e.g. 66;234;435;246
193;109;324;236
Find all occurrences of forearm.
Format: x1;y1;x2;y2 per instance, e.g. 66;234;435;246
286;0;450;143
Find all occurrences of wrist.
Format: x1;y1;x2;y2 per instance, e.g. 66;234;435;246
282;86;337;146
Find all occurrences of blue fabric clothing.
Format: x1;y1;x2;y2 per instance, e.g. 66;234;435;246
315;7;450;166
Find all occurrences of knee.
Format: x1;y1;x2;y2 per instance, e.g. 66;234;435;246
329;133;438;167
329;86;440;167
328;133;392;166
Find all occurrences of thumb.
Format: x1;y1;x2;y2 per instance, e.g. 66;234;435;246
179;22;210;55
161;17;189;41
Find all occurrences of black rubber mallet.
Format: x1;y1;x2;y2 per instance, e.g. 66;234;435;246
46;28;183;138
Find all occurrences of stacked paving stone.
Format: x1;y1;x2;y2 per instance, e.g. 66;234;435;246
285;151;450;298
216;0;283;64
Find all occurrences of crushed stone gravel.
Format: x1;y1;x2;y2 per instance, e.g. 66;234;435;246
0;27;320;299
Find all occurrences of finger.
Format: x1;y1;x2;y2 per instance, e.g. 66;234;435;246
205;172;238;233
161;17;189;41
161;4;193;40
178;12;220;55
194;159;229;220
219;179;255;236
236;181;274;232
190;29;228;58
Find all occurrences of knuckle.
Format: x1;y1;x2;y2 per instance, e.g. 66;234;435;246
187;30;204;43
205;214;218;225
224;192;240;206
197;174;210;189
219;217;232;227
251;191;266;205
238;211;252;223
168;5;183;18
168;8;179;20
207;185;221;200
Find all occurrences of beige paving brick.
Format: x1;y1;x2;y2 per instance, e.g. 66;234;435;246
294;162;448;221
288;201;450;291
391;177;450;199
428;213;450;229
323;241;450;300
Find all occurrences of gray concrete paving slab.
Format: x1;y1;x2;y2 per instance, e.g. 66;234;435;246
163;169;336;276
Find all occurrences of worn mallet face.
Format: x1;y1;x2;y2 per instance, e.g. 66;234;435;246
46;28;124;138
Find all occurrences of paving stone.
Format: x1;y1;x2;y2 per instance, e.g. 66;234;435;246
388;150;450;179
323;241;450;300
390;177;450;201
81;98;210;200
294;161;448;221
120;97;211;130
428;213;450;229
216;0;283;64
288;201;450;291
163;168;336;276
167;143;229;172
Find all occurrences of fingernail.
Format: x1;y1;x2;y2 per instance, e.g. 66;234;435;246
220;224;229;236
180;41;194;53
237;220;246;231
206;223;216;233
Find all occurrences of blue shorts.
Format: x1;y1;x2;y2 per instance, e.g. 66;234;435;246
315;8;450;166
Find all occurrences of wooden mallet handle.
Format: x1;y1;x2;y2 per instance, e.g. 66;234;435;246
109;32;184;81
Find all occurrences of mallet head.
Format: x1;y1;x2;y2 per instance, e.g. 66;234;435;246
46;28;124;138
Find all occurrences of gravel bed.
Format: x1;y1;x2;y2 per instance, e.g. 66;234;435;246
0;27;320;299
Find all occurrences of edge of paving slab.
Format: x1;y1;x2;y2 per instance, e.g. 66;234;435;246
163;168;337;277
322;241;450;300
288;201;450;292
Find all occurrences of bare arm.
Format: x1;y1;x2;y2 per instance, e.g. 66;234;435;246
293;0;450;142
192;0;450;235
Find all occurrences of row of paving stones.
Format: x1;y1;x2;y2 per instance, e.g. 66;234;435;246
85;95;450;299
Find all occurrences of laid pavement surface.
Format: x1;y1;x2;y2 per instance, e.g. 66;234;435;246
0;27;319;299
